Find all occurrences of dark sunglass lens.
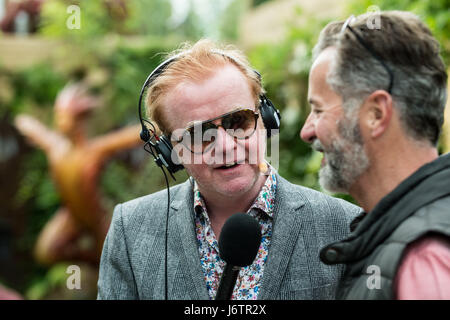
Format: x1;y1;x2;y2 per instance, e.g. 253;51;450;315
201;121;217;133
223;110;255;138
224;110;249;129
183;122;217;153
201;122;217;148
180;110;256;153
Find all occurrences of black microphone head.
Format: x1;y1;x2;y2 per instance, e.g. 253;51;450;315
218;213;262;267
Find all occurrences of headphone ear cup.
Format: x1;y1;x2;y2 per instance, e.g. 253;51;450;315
259;95;281;137
140;127;151;142
155;135;184;174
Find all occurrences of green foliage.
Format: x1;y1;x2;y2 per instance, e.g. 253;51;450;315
38;0;247;42
347;0;450;63
12;150;59;249
40;0;173;38
1;64;64;119
251;0;272;7
40;0;110;37
247;12;332;192
123;0;173;36
218;0;250;41
25;263;70;300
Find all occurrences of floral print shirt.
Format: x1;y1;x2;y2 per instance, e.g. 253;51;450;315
193;167;277;300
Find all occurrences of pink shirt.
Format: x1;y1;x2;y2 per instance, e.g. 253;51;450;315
395;235;450;299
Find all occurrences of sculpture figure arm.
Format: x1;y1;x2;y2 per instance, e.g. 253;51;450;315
91;124;142;159
14;114;65;153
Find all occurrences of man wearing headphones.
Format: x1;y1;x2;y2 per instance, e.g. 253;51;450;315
97;39;361;300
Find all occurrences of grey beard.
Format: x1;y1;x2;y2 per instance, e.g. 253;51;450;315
314;116;370;194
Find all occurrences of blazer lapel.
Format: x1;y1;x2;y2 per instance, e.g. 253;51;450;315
171;182;210;300
258;175;306;299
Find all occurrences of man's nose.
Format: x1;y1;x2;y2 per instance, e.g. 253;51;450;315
204;126;239;165
214;126;237;153
300;114;316;143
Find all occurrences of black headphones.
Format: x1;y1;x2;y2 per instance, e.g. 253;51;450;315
138;51;281;178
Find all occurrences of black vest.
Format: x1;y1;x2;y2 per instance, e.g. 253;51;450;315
320;153;450;299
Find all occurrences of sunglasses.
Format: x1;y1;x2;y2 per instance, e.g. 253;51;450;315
172;108;259;154
341;15;394;94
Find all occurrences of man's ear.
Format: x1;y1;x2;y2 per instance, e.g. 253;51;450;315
361;90;393;139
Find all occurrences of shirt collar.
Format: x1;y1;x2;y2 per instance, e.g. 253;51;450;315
193;164;277;219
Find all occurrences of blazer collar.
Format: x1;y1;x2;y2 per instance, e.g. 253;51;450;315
171;180;210;299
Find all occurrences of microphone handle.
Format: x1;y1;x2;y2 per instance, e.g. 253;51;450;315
215;264;240;300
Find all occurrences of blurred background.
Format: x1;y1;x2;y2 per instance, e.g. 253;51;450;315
0;0;448;300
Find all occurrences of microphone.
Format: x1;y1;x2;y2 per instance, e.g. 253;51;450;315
215;213;262;300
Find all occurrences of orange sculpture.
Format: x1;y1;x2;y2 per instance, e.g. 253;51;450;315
14;82;141;265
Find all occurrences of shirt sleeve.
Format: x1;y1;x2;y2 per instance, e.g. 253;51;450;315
394;235;450;300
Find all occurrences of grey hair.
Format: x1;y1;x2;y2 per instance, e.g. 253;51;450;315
313;11;448;146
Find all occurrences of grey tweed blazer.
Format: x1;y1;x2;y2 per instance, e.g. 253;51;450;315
97;174;361;300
